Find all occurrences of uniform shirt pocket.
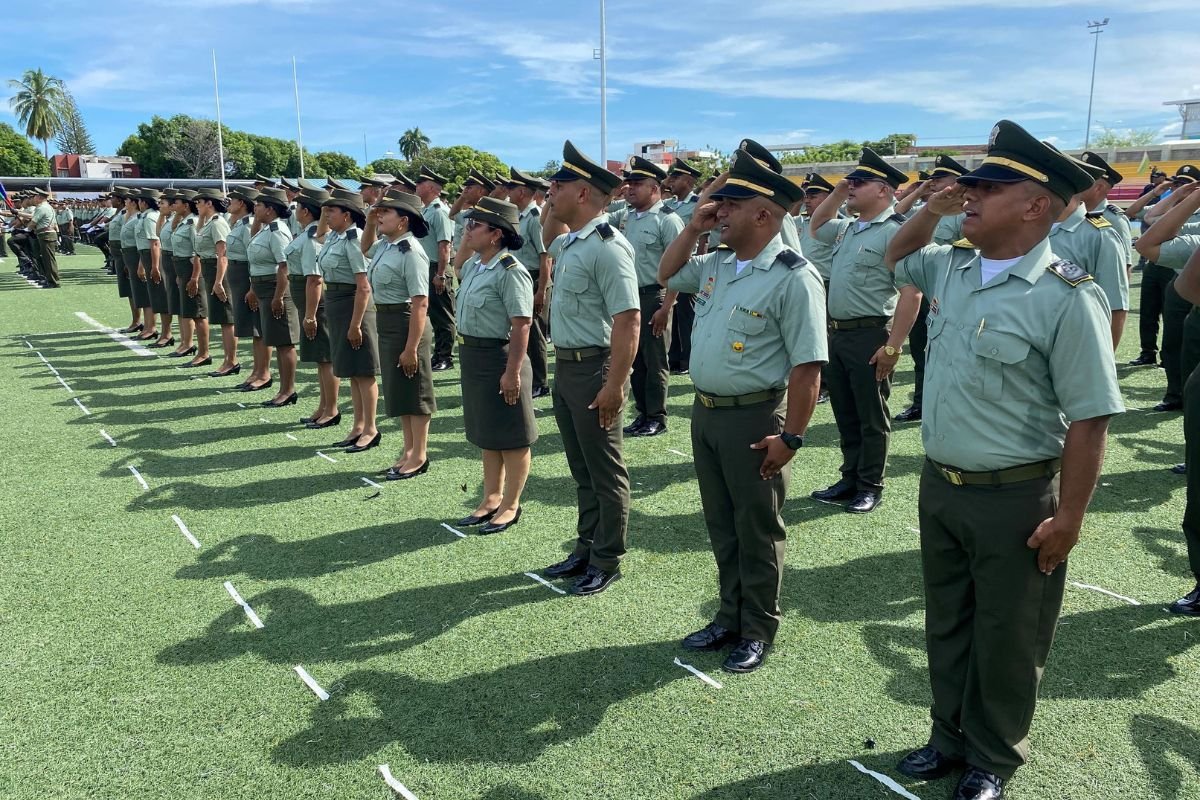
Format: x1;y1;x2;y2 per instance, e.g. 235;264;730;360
969;329;1030;400
557;272;589;311
726;311;767;360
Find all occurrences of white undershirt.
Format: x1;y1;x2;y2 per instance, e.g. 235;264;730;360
1050;222;1061;233
979;255;1022;285
855;220;871;232
735;258;753;275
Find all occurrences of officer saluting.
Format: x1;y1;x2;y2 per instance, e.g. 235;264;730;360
659;150;827;674
884;120;1123;800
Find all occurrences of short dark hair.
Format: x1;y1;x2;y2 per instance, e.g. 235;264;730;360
500;228;525;251
262;200;290;219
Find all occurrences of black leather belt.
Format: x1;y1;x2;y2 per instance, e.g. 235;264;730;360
928;458;1061;487
555;346;608;361
377;302;413;312
828;316;889;331
695;388;783;409
638;284;664;296
457;334;508;347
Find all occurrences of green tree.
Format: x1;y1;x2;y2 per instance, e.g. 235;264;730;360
1090;127;1158;148
415;145;508;196
7;68;70;158
117;115;189;177
286;148;326;179
221;129;257;178
53;93;96;155
398;127;431;161
863;133;917;156
367;157;410;177
313;150;363;179
0;121;49;176
247;134;293;178
530;159;561;179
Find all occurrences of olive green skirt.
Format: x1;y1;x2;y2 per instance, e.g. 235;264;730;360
459;341;537;450
252;276;300;347
175;255;206;319
201;258;235;325
378;305;435;417
160;250;180;315
116;251;131;298
125;247;150;308
325;283;380;378
289;276;331;364
228;259;258;338
141;249;170;313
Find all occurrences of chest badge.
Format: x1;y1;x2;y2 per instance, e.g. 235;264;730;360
929;297;939;316
732;341;744;352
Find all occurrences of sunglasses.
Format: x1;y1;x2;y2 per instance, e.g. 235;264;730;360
465;219;495;231
846;177;884;188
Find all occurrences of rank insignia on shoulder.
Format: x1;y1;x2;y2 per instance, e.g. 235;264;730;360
398;239;411;253
951;238;975;249
889;213;907;224
1085;214;1112;229
268;221;279;232
686;195;697;203
777;249;806;269
183;218;193;226
1106;203;1122;215
346;228;359;240
1048;259;1092;286
307;228;316;238
596;222;615;240
530;207;540;217
715;243;732;251
499;253;519;270
661;205;676;215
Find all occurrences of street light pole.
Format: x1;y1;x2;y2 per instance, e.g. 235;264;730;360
1084;18;1109;148
599;0;608;165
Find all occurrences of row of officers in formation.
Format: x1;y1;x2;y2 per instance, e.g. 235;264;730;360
6;120;1200;800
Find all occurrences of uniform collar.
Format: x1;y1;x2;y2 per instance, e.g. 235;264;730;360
516;200;535;217
720;234;786;281
858;203;896;228
634;200;664;217
1055;201;1086;233
477;248;509;270
304;222;318;234
571;213;609;241
961;236;1053;286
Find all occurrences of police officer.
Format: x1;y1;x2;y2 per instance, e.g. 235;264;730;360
286;187;338;427
663;157;702;226
659;151;827;674
414;167;456;371
540;140;640;596
808;148;920;514
505;168;552;398
1126;172;1178;367
30;187;60;288
885;119;1122;800
449;168;495;258
739;139;802;251
1080;152;1134;269
664;157;704;374
134;188;169;341
107;189;140;332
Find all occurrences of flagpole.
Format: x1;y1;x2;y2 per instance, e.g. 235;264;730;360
292;56;305;179
212;50;227;193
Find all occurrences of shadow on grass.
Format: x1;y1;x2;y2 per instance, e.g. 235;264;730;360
1132;526;1196;583
1089;467;1182;513
128;472;357;511
270;640;683;767
783;549;923;623
690;749;948;800
1131;715;1200;800
106;442;322;479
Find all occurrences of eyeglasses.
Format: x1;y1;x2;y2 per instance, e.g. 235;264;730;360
846;177;883;188
465;219;493;231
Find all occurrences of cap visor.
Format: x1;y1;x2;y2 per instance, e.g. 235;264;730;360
957;164;1030;185
548;168;582;183
710;184;760;201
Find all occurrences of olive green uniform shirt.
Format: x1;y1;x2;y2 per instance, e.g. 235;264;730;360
815;205;904;319
134;209;160;249
120;211;139;248
514;203;546;277
194;215;230;259
246;221;292;277
367;232;428;303
171;216;197;257
1048;202;1129;311
667;234;828;395
458;250;535;339
1092;201;1134;266
283;222;322;278
780;212;801;252
108;210;125;242
664;193;698;227
895;237;1124;471
226;216;255;261
451;209;470;253
31;201;55;233
420;200;453;266
160;216;175;254
316;226;365;284
1156;235;1200;271
933;212;966;246
548;214;639;348
619;200;686;286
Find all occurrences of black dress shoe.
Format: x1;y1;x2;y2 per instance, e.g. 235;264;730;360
544;554;589;579
1168;584;1200;616
209;364;242;378
622;416;646;435
722;639;769;673
457;508;498;526
846;491;883;514
894;404;922;422
480;507;522;535
953;767;1005;799
306;413;342;429
385;459;430;480
332;434;361;448
816;389;830;404
811;479;857;503
262;392;298;408
240;378;273;393
432;358;454;372
120;323;144;334
633;420;667;437
681;623;739;652
531;385;551;399
168;347;197;359
1171;463;1187;475
137;330;159;341
896;745;964;780
1128;353;1157;366
184;356;214;368
1154;400;1183;412
148;337;175;349
568;565;621;596
345;432;382;453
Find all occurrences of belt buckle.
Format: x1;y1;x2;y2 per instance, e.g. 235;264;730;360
943;467;964;486
698;393;715;409
456;335;465;345
828;320;840;331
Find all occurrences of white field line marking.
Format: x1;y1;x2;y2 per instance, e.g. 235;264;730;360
361;477;383;489
293;665;330;701
1070;582;1141;606
258;417;270;423
99;430;117;447
847;760;923;800
668;448;689;458
55;375;74;393
440;522;468;539
316;451;338;463
73;398;91;415
127;466;149;491
75;311;155;357
524;571;567;594
236;402;246;408
36;351;48;363
673;657;723;689
45;364;60;375
22;339;32;350
223;581;265;628
907;527;921;534
285;433;298;441
171;515;201;548
377;765;419;799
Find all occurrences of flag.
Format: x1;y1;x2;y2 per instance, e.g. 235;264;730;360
1138;151;1150;175
0;181;11;211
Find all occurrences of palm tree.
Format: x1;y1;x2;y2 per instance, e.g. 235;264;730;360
8;69;69;159
398;127;431;161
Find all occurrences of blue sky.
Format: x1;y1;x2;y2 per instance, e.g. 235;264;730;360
4;0;1197;170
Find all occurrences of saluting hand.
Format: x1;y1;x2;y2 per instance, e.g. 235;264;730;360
869;346;900;381
926;185;968;217
588;381;625;430
499;369;520;406
750;435;794;480
1026;515;1080;575
690;200;720;235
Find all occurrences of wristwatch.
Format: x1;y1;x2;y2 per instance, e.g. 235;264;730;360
884;344;903;357
304;318;317;325
780;431;804;450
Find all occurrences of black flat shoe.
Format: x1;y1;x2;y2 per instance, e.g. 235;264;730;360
544;554;589;579
1128;354;1157;366
811;479;857;503
530;385;551;399
262;392;298;408
480;507;522;534
456;508;498;526
722;639;769;673
209;364;242;378
568;565;621;596
332;434;361;448
120;323;144;334
240;378;273;393
622;416;646;435
816;389;830;404
345;432;382;453
896;745;964;780
893;405;922;422
184;356;214;368
633;420;667;437
953;767;1005;800
385;458;430;480
682;622;739;652
1168;584;1200;616
169;346;197;359
846;491;883;514
137;330;159;341
306;413;342;429
432;358;454;372
1170;463;1187;475
1153;400;1183;412
148;337;175;349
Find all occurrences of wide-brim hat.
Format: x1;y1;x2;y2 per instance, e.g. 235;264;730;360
712;149;804;209
376;190;429;237
176;189;199;202
549;140;622;193
253;174;278;186
257;186;291;209
957;120;1094;204
31;186;51;197
160;189;179;201
298;178;321;191
228;186;260;205
845;147;908;188
465;196;520;236
321;188;366;214
138;188;162;201
279;177;300;191
295;188;331;207
194;187;227;203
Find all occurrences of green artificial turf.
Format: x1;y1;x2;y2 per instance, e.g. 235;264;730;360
1;247;1197;799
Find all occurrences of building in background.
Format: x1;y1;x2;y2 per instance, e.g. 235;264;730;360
50;155;140;180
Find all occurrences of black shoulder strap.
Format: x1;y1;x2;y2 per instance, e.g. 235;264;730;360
596;222;615;240
499;253;519;270
346;228;359;240
1047;259;1093;287
398;239;411;253
776;249;807;270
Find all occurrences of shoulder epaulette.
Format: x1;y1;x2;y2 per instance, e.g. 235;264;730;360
686;195;698;203
530;206;540;217
346;228;358;240
499;253;519;270
951;238;975;249
661;205;677;215
776;249;807;270
1048;259;1092;287
889;213;907;224
307;228;316;238
1106;203;1122;215
1085;213;1112;229
398;239;411;253
268;221;279;232
183;218;193;226
596;222;615;241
